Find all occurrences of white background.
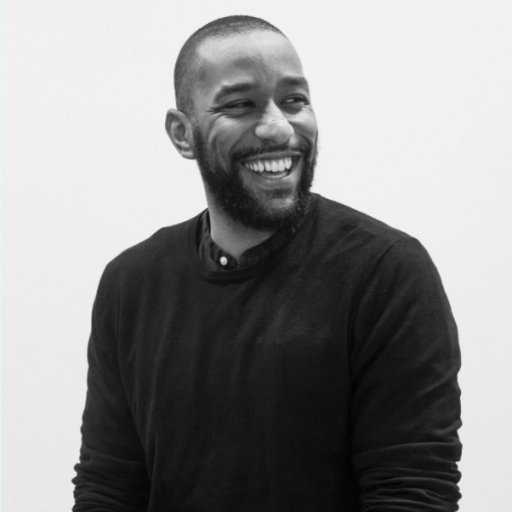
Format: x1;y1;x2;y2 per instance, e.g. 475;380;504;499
3;1;511;510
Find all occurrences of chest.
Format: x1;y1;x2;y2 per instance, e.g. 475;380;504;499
117;261;359;444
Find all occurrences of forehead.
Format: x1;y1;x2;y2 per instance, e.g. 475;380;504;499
193;31;305;95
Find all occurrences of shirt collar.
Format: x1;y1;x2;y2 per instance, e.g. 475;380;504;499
198;211;299;271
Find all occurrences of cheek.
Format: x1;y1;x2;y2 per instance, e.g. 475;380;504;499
208;120;253;162
292;110;318;141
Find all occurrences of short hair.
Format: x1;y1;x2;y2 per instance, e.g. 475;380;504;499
174;15;285;115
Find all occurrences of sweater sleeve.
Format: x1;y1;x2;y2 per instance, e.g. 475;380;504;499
350;237;462;511
73;267;150;511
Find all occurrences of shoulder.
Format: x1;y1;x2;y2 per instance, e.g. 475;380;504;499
311;194;422;265
306;195;447;298
99;214;200;290
314;194;409;245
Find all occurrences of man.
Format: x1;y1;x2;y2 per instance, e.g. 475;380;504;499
73;15;462;512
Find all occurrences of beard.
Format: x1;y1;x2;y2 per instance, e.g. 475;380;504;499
193;128;318;232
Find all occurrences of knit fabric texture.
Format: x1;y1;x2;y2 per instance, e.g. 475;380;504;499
73;194;462;511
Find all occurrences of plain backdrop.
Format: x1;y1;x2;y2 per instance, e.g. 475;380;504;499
2;1;512;510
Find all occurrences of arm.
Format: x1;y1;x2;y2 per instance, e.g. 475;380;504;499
350;238;462;511
73;268;150;511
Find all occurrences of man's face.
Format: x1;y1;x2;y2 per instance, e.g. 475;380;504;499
188;31;318;230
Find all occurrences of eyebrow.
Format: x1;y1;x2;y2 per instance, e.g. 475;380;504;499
280;76;309;89
213;76;309;103
214;82;255;103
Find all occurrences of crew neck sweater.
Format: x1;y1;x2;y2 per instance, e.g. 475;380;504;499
73;194;462;511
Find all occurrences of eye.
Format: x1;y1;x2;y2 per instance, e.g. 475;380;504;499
282;95;309;110
223;100;254;111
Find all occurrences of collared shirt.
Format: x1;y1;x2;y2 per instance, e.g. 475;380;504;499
197;211;299;271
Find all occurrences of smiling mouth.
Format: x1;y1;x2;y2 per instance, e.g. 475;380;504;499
243;156;293;173
240;153;304;182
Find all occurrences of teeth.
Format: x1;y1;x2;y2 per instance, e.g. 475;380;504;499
244;157;295;173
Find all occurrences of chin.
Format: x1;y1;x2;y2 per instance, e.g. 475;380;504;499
238;189;311;231
263;194;297;212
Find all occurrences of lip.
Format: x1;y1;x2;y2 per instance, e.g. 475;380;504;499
242;166;293;184
239;155;303;187
241;151;303;163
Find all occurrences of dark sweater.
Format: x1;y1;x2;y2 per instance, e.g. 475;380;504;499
73;194;462;511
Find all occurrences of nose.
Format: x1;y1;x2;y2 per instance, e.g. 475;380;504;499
254;104;294;144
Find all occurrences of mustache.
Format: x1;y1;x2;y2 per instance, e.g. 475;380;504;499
231;142;311;163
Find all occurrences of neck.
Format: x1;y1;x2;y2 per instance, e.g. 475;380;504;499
207;203;275;260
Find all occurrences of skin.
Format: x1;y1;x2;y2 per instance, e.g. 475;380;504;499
166;31;318;259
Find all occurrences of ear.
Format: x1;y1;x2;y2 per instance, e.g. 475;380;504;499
165;109;196;160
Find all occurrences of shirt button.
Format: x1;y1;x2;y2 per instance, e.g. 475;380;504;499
220;256;228;266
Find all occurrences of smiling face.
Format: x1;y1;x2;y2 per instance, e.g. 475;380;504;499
186;31;318;231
